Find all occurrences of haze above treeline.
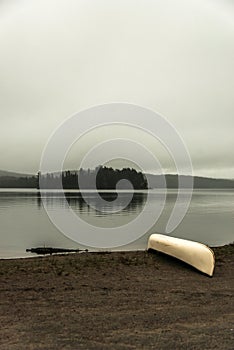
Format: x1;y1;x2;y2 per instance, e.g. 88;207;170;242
0;1;234;180
0;167;234;189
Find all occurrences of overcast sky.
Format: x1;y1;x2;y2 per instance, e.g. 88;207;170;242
0;0;233;178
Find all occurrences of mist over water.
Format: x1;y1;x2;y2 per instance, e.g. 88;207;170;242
0;189;233;258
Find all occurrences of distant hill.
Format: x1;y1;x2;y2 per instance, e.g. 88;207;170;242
0;170;33;178
0;169;234;189
146;174;234;189
0;170;36;188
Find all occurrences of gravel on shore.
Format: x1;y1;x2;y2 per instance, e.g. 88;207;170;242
0;244;233;349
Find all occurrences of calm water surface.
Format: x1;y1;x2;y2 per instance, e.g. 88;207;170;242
0;189;233;258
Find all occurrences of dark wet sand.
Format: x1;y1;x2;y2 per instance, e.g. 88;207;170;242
0;245;233;349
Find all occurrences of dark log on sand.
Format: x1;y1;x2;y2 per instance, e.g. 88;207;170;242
26;247;88;255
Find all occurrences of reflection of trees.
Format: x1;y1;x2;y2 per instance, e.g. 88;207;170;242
38;166;148;190
63;192;148;213
36;191;147;214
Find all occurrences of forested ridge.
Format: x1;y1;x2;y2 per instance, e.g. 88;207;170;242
0;167;234;189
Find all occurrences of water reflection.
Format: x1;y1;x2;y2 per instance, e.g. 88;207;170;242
0;190;41;210
37;192;148;228
0;189;233;258
36;191;147;214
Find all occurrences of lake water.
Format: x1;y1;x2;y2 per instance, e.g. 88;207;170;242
0;189;233;259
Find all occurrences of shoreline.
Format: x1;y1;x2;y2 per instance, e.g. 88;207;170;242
0;244;233;349
1;241;233;261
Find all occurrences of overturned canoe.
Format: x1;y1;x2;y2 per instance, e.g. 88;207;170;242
148;234;215;276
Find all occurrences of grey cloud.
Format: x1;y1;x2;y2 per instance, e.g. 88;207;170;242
0;0;233;178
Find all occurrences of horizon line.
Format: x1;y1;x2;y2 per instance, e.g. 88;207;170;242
0;168;234;181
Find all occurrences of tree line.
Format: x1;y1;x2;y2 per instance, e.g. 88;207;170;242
0;176;37;188
38;166;148;190
0;167;147;189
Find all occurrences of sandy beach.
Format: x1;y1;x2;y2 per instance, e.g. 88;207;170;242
0;245;233;349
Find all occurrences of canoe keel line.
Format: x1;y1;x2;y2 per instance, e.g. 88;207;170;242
148;234;215;277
